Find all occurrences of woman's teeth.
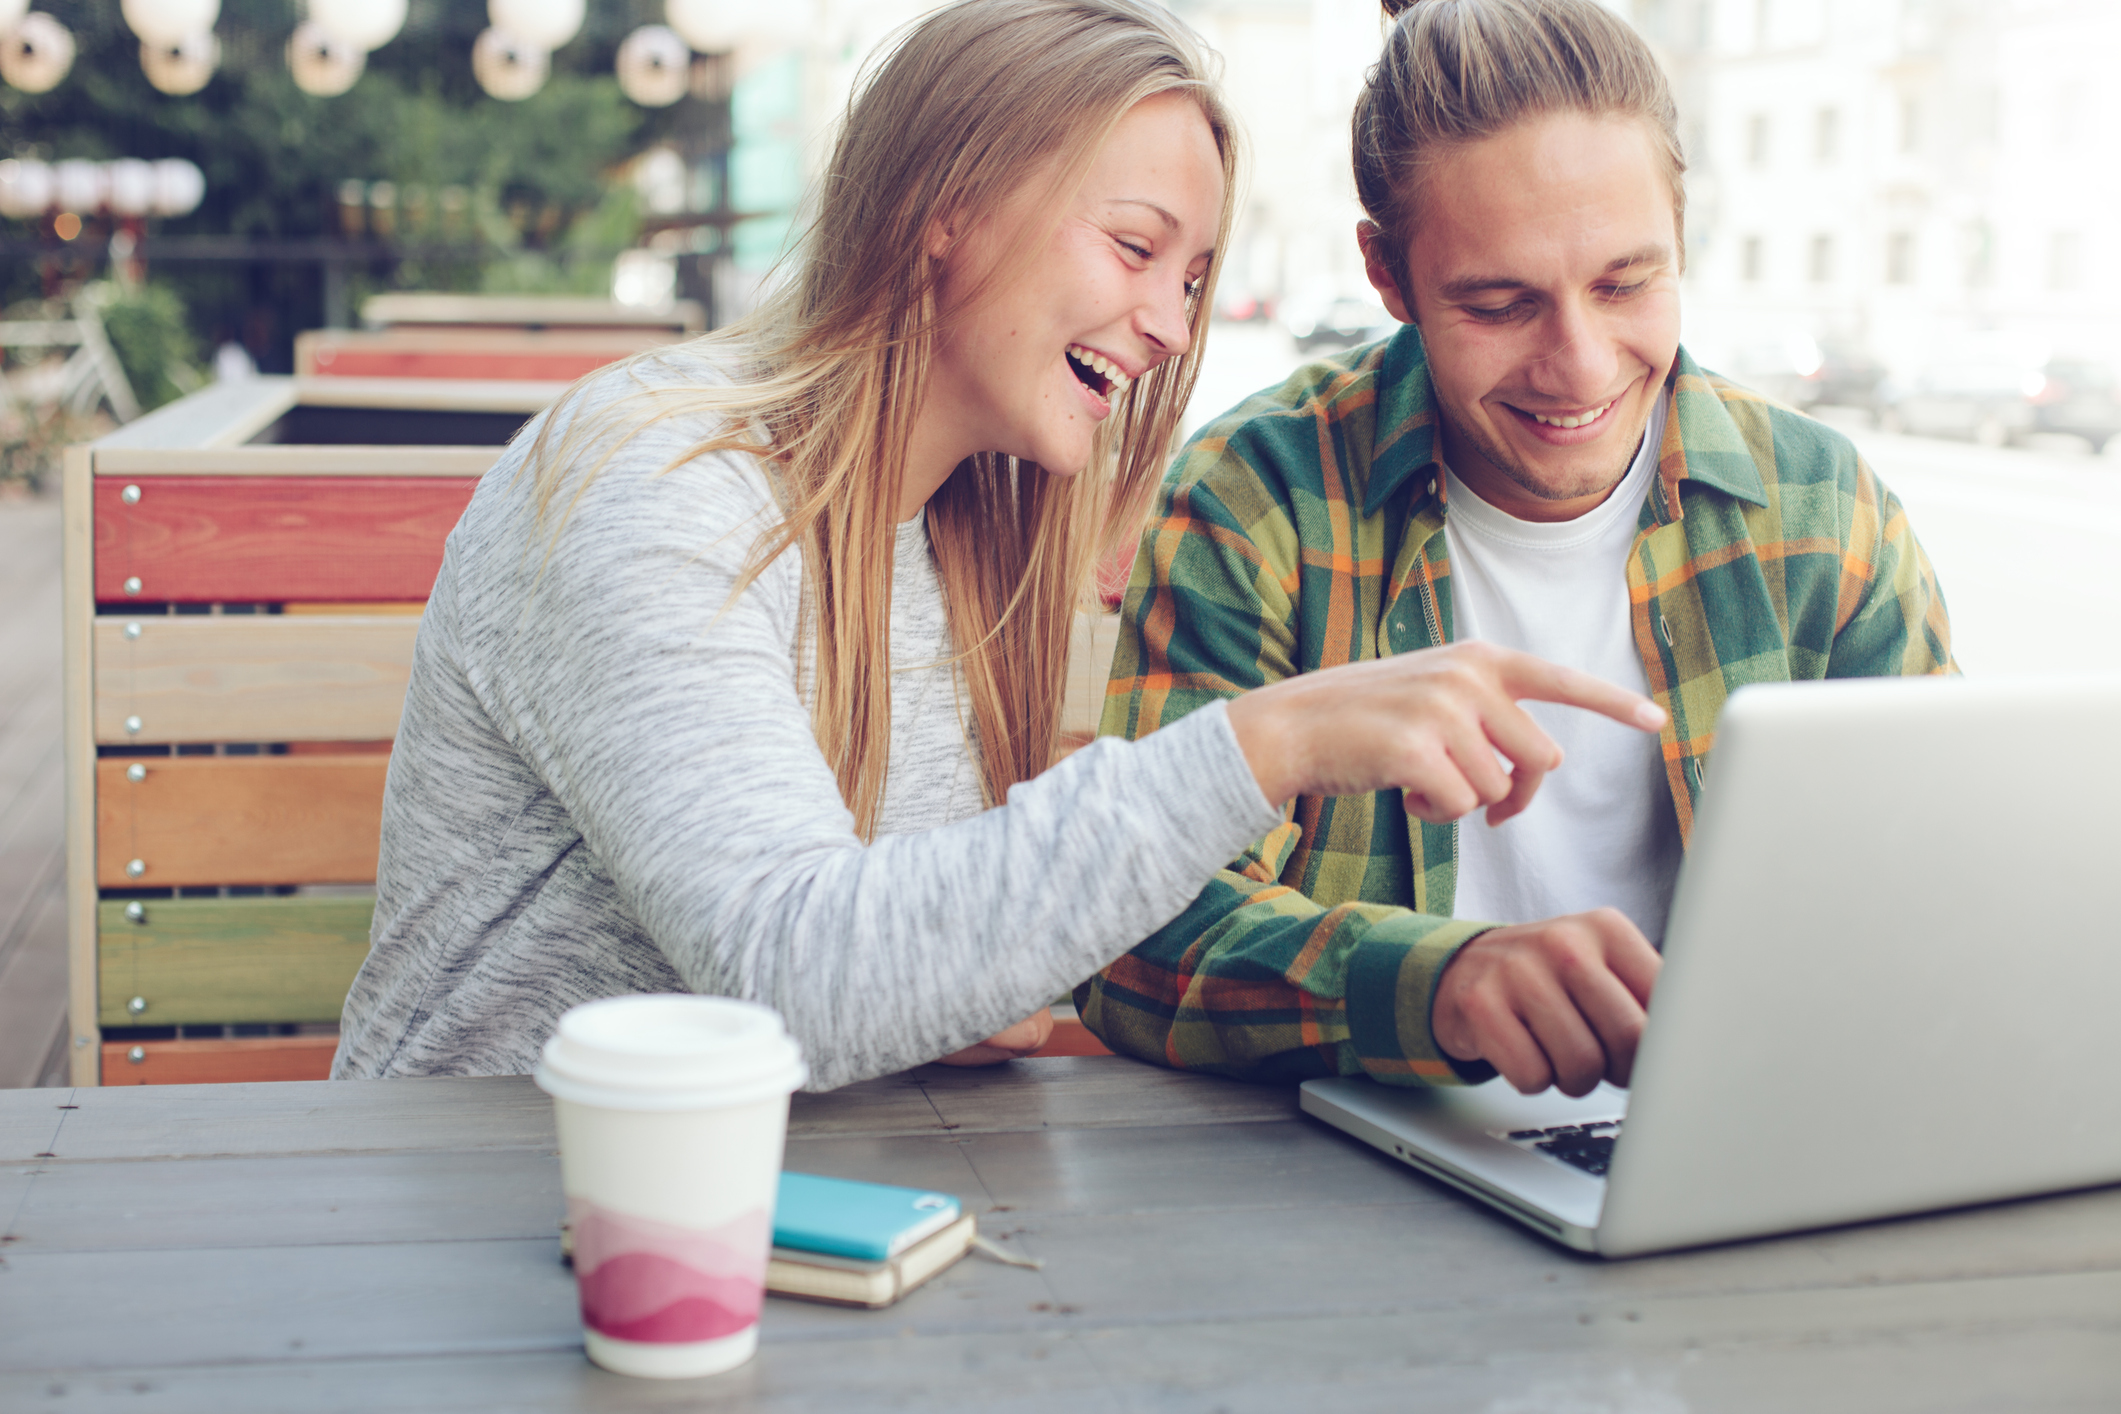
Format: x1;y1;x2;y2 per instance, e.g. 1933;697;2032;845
1067;345;1129;395
1528;401;1612;429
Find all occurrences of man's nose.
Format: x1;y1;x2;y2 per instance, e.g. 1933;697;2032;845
1531;294;1621;403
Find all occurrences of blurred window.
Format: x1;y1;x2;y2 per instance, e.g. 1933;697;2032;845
1898;95;1921;154
1743;236;1764;283
2049;233;2081;292
1963;222;1994;289
1814;107;1838;164
1809;235;1834;284
1886;231;1916;286
1747;113;1770;168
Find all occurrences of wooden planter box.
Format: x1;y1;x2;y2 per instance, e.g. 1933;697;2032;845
62;375;547;1085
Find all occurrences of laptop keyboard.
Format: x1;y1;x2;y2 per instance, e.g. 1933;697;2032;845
1499;1119;1624;1177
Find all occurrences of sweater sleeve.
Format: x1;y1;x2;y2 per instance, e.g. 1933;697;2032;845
464;414;1283;1091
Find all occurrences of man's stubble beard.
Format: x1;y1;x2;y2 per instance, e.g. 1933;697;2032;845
1444;398;1642;507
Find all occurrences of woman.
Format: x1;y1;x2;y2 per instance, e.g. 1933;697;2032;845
333;0;1660;1090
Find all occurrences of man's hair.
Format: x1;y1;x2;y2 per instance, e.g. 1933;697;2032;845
1353;0;1685;288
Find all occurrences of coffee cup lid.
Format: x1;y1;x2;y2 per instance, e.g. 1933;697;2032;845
534;995;808;1111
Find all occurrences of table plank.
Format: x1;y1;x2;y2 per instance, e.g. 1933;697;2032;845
25;1076;553;1159
913;1057;1299;1134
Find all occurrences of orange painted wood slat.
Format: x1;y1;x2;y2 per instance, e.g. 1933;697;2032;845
101;1035;338;1085
94;476;477;604
97;755;387;888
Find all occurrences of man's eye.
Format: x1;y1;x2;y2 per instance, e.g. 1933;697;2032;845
1466;302;1532;323
1600;281;1647;301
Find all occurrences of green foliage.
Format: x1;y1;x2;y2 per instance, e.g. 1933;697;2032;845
97;282;201;412
1;0;680;369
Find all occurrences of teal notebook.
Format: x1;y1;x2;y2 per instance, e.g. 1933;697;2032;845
773;1172;962;1262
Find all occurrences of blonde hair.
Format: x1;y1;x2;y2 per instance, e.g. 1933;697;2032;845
525;0;1237;837
1354;0;1684;287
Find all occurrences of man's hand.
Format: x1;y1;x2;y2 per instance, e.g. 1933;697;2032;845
933;1009;1054;1066
1431;907;1660;1096
1226;640;1666;824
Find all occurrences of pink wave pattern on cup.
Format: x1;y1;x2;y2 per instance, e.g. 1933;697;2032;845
568;1198;771;1344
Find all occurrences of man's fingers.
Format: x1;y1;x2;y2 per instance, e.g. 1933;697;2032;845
1559;964;1650;1087
1456;989;1553;1095
1585;907;1662;1008
1499;652;1666;734
1513;972;1609;1098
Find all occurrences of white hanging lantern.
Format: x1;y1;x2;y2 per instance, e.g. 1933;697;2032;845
287;21;364;96
0;159;55;219
120;0;219;47
306;0;405;53
489;0;582;52
140;29;218;95
0;0;28;32
664;0;741;53
150;157;205;218
52;158;106;214
616;26;689;107
0;12;75;93
472;28;548;101
106;159;158;216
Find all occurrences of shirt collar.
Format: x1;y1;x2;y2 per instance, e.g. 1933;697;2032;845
1361;333;1769;520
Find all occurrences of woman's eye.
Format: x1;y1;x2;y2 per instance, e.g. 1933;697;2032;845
1118;240;1152;262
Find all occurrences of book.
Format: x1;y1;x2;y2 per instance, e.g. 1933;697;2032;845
766;1212;979;1309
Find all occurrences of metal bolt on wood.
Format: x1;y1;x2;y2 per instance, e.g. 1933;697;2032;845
125;858;146;878
124;901;147;923
124;621;142;639
127;1046;146;1063
121;484;142;504
124;715;143;735
126;763;147;782
123;576;143;595
127;997;147;1016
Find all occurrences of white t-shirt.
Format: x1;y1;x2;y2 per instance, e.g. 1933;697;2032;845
1443;397;1682;944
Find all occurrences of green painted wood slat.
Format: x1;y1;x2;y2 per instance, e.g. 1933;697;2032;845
97;895;372;1028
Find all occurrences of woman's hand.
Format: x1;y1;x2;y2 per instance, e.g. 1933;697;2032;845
934;1009;1055;1066
1225;641;1666;823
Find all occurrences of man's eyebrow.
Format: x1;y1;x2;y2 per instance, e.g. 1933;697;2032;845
1107;198;1181;231
1437;244;1674;300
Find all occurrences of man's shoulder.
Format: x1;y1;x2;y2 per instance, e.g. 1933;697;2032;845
1168;337;1396;510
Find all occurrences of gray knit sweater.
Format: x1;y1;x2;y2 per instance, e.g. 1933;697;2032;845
331;354;1280;1090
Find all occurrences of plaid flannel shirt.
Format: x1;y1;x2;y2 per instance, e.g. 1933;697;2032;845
1078;326;1954;1087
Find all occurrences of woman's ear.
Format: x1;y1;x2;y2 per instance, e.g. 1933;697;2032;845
925;212;960;261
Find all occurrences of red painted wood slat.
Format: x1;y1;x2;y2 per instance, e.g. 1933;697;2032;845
307;349;628;381
95;477;478;604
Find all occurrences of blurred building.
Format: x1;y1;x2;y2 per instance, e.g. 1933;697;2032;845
1662;0;2121;381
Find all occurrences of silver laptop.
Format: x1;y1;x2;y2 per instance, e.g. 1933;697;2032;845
1301;675;2121;1257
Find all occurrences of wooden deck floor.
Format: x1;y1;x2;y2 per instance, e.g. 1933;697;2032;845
0;490;69;1089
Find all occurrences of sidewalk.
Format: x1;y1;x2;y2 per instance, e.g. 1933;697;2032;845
0;489;68;1088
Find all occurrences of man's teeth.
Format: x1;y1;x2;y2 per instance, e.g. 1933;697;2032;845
1067;345;1129;393
1529;401;1612;429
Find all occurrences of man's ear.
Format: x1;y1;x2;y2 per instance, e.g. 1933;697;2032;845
1357;220;1415;325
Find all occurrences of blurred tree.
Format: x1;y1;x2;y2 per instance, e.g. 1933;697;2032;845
0;0;671;372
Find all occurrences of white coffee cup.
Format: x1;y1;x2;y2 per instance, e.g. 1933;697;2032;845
535;994;807;1379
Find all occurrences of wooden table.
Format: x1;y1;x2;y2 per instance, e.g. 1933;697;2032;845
3;1058;2116;1411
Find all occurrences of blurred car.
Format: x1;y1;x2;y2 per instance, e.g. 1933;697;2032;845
1722;335;1886;415
2026;360;2121;452
1283;297;1394;353
1878;349;2043;446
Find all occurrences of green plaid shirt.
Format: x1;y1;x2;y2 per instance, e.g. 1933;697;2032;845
1078;326;1954;1087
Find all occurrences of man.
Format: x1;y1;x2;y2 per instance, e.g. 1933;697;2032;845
1078;0;1953;1097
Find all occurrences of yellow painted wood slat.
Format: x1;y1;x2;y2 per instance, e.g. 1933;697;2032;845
97;896;373;1027
97;755;388;888
94;615;419;745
